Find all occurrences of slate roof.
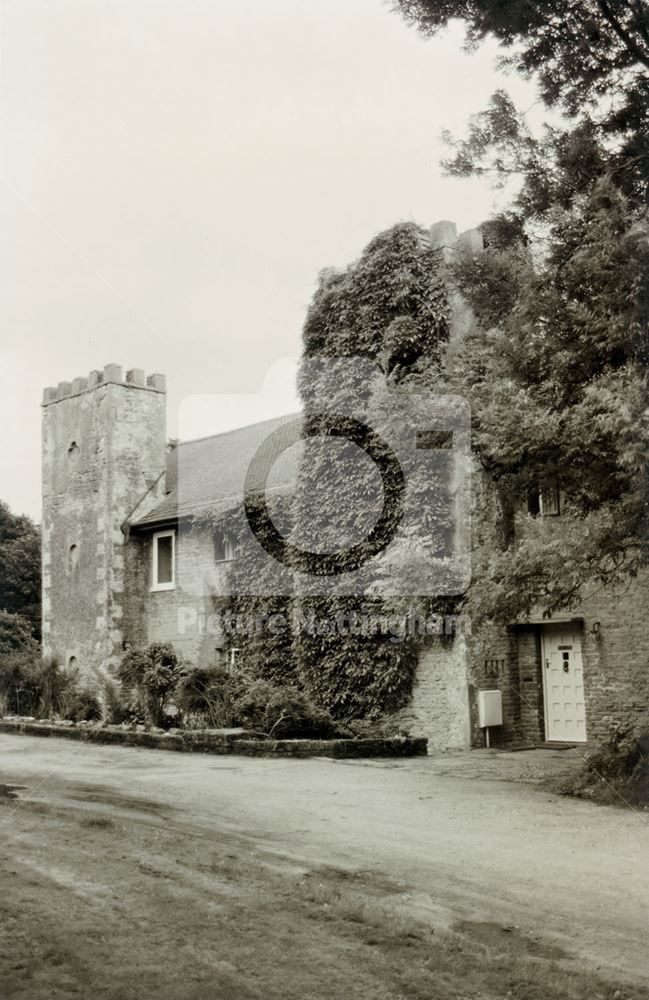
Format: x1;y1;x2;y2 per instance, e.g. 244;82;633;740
131;413;302;529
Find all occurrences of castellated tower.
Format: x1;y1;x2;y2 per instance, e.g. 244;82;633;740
41;364;166;676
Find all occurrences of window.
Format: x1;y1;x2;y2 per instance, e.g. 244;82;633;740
540;484;560;516
527;482;560;517
214;646;239;671
214;529;237;562
152;530;175;590
68;544;79;573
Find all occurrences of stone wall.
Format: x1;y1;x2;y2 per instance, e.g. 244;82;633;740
397;636;471;750
515;628;544;744
468;572;649;747
578;573;649;742
125;521;230;667
0;719;428;758
467;622;522;747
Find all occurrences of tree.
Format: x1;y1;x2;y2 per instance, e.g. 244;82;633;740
394;1;649;126
392;0;649;619
0;609;40;658
0;501;41;640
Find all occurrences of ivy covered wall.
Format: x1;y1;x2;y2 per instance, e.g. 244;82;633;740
195;221;472;723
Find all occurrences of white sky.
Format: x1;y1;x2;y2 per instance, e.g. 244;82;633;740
0;0;537;519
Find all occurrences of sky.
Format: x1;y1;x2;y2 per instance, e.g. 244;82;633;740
0;0;537;520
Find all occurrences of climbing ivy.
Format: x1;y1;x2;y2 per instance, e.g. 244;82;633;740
194;496;298;688
303;222;449;375
195;223;454;721
294;222;453;719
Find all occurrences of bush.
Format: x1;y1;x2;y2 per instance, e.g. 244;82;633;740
39;655;79;718
67;688;102;723
341;717;409;739
0;651;89;720
233;681;338;739
558;721;649;806
92;670;134;725
175;665;244;728
0;650;42;715
117;642;182;728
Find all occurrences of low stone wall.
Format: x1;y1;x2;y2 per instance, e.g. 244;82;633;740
0;718;427;759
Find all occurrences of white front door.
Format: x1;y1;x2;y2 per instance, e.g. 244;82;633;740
541;625;587;743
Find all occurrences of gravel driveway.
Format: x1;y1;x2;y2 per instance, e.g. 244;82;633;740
1;734;648;994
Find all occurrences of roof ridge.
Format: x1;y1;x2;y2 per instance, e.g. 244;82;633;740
177;411;301;448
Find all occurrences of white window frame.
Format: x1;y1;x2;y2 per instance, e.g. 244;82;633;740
214;528;237;563
539;484;560;517
527;482;561;518
151;529;175;591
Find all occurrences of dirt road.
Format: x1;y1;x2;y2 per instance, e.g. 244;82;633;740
1;734;648;999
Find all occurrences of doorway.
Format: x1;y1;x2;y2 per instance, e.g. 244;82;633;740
541;624;587;742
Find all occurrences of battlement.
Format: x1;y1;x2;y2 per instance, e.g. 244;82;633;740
428;220;484;259
42;364;166;405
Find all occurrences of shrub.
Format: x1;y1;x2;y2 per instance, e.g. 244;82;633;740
233;680;283;733
175;665;244;728
39;655;79;718
0;650;42;715
67;688;102;723
341;717;409;739
558;720;649;806
0;651;87;720
92;670;135;724
117;649;151;689
233;681;338;739
117;642;182;728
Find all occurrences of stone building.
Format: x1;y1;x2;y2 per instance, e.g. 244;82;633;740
41;223;649;750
